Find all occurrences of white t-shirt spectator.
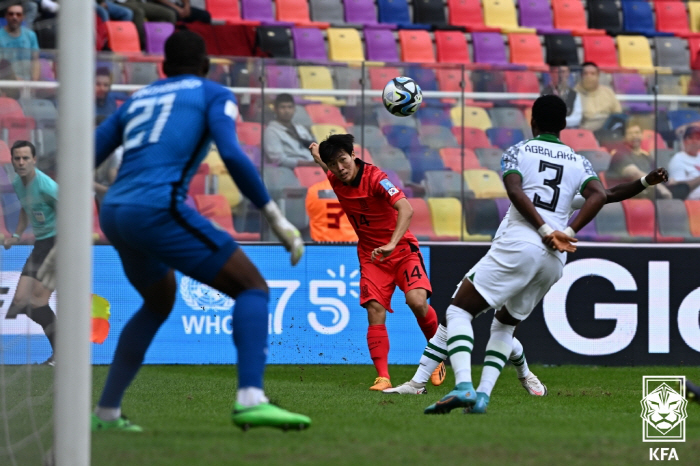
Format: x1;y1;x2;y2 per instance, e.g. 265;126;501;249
669;150;700;199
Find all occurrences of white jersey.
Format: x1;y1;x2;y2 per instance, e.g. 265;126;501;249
498;134;598;262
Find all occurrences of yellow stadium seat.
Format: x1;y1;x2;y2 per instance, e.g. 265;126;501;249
298;66;344;104
482;0;536;33
311;124;346;142
427;197;491;241
616;35;653;70
464;169;507;198
327;28;364;62
450;106;493;130
204;147;227;174
690;2;700;33
216;174;242;209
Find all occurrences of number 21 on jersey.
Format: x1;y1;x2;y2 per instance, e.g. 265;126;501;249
123;92;176;150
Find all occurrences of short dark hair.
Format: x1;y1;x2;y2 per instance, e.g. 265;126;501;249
581;61;599;71
319;133;355;165
11;140;35;158
274;93;294;107
95;67;112;79
532;95;567;134
548;58;568;68
163;30;207;75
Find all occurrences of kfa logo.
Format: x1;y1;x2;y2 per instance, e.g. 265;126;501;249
641;376;687;443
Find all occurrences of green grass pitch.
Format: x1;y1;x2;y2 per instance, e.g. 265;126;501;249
87;364;700;466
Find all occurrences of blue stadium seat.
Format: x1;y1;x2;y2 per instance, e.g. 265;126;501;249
668;109;700;130
376;0;430;29
382;126;420;150
406;146;445;183
486;128;524;150
621;1;673;37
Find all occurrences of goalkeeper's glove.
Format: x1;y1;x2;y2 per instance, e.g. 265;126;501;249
262;201;304;266
37;245;57;291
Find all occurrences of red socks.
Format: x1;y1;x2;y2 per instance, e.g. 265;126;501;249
367;324;390;379
416;306;438;340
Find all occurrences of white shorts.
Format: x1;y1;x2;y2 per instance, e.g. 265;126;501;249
455;239;563;320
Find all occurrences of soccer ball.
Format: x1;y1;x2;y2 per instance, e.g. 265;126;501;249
382;77;423;117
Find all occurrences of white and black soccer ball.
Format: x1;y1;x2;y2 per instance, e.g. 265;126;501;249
382;77;423;117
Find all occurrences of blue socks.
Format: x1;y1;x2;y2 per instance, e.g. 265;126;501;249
232;289;269;389
98;304;167;408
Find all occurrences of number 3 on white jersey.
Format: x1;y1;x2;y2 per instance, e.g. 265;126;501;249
123;92;176;150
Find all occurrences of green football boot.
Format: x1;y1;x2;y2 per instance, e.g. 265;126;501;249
231;402;311;431
91;413;143;432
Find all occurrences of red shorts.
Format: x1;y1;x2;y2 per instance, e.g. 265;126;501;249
359;246;432;312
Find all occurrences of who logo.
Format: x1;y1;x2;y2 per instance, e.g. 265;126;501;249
640;376;688;442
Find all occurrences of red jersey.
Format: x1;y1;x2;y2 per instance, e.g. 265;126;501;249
328;160;418;258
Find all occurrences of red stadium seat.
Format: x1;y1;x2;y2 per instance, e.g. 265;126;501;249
447;0;500;32
551;0;606;36
276;0;330;28
508;33;546;70
582;35;621;71
451;127;494;149
92;199;107;243
368;67;402;90
1;116;35;144
188;173;208;196
436;70;493;107
105;21;141;53
655;1;700;38
0;97;24;118
294;166;328;187
560;129;601;151
206;0;260;25
399;30;436;63
504;70;539;107
236;122;262;146
406;198;447;241
685;200;700;237
194;194;260;241
641;130;668;152
305;104;348;127
435;30;470;64
353;145;375;164
0;140;10;164
439;148;483;172
622;199;655;237
689;37;700;70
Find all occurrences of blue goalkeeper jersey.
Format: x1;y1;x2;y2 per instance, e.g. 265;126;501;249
95;75;270;210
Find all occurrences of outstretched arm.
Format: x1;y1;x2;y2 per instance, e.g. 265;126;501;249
606;168;669;204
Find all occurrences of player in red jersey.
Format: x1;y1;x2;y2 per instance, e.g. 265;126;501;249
309;134;443;391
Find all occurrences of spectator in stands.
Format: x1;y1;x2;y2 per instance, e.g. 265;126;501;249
0;3;40;81
148;0;210;23
668;126;700;200
95;67;119;117
0;58;21;99
574;62;622;132
306;179;357;242
94;0;134;23
264;93;317;168
542;59;581;129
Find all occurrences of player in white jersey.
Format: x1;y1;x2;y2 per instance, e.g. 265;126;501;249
421;95;656;415
385;167;668;397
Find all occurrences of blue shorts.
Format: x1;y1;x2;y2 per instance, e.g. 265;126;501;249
100;203;239;291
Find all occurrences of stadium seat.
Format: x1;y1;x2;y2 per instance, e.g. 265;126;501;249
0;140;10;165
617;35;654;70
544;34;579;67
482;0;535;33
406;198;441;240
667;109;700;130
504;70;540;107
405;65;438;91
463;198;500;237
685;200;700;237
292;27;328;61
349;125;389;152
327;28;364;62
298;66;341;104
216;173;243;209
143;22;174;54
588;0;622;36
427;197;491;241
236;122;261;146
439;148;482;172
241;144;262;167
19;98;57;123
463;169;507;198
447;0;499;32
294;166;328;187
551;0;606;36
656;199;692;239
206;0;258;25
612;73;653;112
622;199;655;238
377;0;429;28
92;199;107;243
654;37;690;72
655;1;700;38
368;67;402;91
582;35;621;70
452;127;494;149
105;21;141;54
475;147;503;172
382;125;420;150
508;33;547;69
1;116;35;144
656;74;684;96
35;128;56;157
418;106;452;127
471;32;509;66
266;65;300;89
311;124;346;142
305;104;348;127
424;170;470;198
344;0;384;27
124;62;159;85
276;0;329;27
691;2;700;34
398;30;436;63
595;203;631;240
518;0;568;35
309;0;345;25
640;130;668;152
413;0;446;27
353;144;375;164
579;150;612;173
365;29;400;62
435;31;470;64
486;127;524;150
373;148;413;184
489;107;527;131
195;194;260;241
0;98;24;118
188;173;208;196
450;106;492;130
622;1;673;37
418;125;458;149
560;129;600;151
255;26;292;58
